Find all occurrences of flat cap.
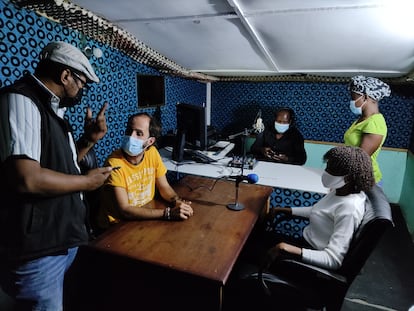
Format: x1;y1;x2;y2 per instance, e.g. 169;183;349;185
40;41;99;83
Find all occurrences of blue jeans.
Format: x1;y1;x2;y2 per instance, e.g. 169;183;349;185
0;247;78;311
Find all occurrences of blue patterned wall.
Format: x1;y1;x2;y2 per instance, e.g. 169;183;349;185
265;187;324;238
211;81;414;150
0;0;206;166
2;0;413;155
4;0;412;238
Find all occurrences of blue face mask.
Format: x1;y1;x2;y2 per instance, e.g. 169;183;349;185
349;95;364;115
274;122;289;134
121;135;147;156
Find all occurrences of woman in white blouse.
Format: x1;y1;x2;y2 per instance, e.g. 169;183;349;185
263;145;375;270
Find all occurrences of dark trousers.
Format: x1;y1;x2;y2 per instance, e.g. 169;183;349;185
239;224;313;267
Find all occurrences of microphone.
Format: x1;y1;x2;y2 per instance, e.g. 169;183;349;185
227;109;264;140
228;173;259;184
252;109;265;133
227;173;259;211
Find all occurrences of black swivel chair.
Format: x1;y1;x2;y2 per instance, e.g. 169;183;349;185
240;185;394;311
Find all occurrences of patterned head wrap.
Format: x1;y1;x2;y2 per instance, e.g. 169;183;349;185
348;75;391;101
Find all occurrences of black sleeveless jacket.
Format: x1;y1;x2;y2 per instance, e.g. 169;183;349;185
0;75;89;261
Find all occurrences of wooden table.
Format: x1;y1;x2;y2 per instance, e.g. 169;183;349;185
88;175;272;310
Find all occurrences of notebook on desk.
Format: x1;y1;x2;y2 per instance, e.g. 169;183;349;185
207;141;235;160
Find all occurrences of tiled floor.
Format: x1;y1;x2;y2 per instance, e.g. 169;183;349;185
341;205;414;311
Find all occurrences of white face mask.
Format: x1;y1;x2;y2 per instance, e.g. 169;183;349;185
349;95;365;115
321;171;347;189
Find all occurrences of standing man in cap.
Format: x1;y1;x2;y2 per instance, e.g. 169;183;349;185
345;75;391;186
0;41;112;310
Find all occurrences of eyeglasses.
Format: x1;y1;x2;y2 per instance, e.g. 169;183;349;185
71;71;89;91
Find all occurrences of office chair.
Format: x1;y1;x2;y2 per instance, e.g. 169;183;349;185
241;184;394;311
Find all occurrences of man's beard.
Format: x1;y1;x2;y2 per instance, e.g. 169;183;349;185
60;89;83;108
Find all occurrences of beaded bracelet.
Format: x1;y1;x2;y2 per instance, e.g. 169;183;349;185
164;207;171;220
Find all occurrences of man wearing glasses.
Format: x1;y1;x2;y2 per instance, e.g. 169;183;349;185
0;41;113;310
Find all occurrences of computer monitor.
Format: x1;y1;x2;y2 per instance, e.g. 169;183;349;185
172;103;207;162
176;102;207;150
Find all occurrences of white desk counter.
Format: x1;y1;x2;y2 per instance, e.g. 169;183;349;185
160;148;328;194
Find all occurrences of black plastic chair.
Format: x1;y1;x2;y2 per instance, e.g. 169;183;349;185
241;185;394;311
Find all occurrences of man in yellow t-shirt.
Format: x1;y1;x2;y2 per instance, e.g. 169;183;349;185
98;113;193;229
344;75;391;185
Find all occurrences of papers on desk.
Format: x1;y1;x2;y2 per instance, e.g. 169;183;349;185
207;141;235;160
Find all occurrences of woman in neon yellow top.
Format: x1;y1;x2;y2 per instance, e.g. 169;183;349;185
344;75;391;185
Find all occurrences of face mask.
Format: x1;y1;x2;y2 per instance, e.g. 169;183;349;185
121;135;147;156
321;171;347;189
349;95;364;115
274;122;289;134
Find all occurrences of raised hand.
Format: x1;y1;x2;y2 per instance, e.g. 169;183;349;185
83;102;108;144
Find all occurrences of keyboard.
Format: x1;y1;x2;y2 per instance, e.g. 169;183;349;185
187;142;235;163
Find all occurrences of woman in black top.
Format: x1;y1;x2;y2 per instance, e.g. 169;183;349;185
250;107;307;165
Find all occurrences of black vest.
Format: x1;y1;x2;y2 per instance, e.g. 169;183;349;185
0;74;89;261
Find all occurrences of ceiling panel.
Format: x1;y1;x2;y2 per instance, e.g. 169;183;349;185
69;0;414;79
249;8;414;75
120;16;271;72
